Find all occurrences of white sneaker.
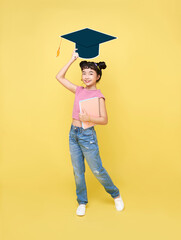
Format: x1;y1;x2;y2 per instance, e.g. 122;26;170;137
114;195;124;211
76;204;86;216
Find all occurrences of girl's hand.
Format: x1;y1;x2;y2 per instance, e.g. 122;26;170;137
71;48;79;62
79;109;90;122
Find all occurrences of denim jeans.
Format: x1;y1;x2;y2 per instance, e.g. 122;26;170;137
69;124;120;205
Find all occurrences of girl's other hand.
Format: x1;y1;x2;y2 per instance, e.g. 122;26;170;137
71;49;79;62
79;109;90;122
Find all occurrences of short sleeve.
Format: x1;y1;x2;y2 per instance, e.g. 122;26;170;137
98;92;105;100
75;86;84;95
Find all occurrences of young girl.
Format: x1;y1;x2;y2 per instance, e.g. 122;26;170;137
56;49;124;216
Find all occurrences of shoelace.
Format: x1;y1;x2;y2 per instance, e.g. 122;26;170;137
78;205;86;209
114;197;122;201
114;198;123;205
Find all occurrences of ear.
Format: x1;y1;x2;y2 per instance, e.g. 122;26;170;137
97;74;100;80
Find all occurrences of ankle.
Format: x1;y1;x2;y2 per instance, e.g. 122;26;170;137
114;195;120;199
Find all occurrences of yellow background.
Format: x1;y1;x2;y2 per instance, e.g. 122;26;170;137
1;0;181;239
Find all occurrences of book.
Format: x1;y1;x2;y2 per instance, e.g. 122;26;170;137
79;97;100;129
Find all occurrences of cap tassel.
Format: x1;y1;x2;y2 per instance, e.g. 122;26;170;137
56;37;62;57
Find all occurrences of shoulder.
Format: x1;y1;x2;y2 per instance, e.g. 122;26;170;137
98;90;105;101
75;86;84;93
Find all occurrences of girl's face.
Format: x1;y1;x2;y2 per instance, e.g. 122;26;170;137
81;68;100;87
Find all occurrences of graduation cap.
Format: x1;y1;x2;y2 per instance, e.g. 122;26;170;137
56;28;117;59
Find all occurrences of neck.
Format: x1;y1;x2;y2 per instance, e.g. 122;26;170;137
85;84;97;90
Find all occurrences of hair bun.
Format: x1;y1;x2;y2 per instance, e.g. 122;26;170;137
97;61;107;70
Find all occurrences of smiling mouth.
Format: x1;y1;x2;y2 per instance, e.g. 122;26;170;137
85;80;91;83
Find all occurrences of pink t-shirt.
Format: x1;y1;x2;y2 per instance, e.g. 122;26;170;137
72;86;105;121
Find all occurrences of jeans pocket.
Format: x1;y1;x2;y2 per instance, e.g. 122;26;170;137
69;129;75;139
92;130;98;143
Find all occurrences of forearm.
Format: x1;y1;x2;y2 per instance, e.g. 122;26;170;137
89;116;108;125
56;59;74;79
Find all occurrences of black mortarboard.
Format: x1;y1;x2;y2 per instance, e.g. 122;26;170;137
56;28;117;59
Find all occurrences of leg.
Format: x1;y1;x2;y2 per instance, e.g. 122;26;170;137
78;129;120;199
69;130;88;205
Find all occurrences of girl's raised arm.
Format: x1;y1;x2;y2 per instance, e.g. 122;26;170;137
56;49;79;94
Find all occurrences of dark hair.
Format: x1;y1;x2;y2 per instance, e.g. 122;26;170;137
79;61;107;83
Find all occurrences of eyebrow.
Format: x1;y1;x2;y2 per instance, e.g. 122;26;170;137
82;70;94;73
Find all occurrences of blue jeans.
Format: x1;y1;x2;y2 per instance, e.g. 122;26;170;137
69;124;120;205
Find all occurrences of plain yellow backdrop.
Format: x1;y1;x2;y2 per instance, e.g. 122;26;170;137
0;0;181;239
